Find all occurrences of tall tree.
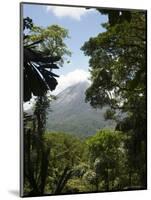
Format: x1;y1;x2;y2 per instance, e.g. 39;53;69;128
23;17;71;196
81;10;147;187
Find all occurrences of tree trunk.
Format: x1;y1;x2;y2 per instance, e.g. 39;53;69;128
105;168;109;191
54;167;72;194
39;147;50;195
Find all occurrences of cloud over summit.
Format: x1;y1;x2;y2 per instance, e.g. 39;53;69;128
53;69;90;95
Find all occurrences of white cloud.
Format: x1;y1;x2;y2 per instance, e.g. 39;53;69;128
53;69;90;95
23;96;36;111
46;6;94;20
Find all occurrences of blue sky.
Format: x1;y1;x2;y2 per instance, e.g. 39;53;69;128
23;3;108;94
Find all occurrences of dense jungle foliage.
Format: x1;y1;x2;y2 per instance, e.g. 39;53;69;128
23;8;147;196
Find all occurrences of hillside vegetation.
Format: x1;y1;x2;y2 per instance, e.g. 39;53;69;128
24;130;145;196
